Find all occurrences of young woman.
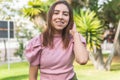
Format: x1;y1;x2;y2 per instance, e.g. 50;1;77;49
25;1;89;80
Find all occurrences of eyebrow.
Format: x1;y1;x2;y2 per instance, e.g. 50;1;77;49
54;10;69;13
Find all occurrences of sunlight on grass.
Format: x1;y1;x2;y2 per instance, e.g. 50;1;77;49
0;61;120;80
74;61;120;80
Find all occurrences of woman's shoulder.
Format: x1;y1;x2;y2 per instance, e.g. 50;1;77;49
24;34;42;66
27;34;42;47
29;34;41;42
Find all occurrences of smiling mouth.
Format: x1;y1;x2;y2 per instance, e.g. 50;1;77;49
56;21;64;25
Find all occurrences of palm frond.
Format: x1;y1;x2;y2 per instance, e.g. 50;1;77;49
74;9;103;51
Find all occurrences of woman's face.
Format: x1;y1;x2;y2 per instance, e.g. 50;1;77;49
51;3;70;33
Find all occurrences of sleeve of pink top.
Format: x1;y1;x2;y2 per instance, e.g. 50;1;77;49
24;35;42;66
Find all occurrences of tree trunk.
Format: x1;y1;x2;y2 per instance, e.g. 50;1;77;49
104;50;114;71
32;15;46;32
89;47;106;70
104;21;120;70
114;21;120;55
95;48;105;70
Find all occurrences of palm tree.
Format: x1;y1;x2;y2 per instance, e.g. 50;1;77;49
22;0;54;32
74;0;120;70
74;10;109;70
75;10;103;50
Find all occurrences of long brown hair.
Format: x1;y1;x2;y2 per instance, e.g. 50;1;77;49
42;0;74;49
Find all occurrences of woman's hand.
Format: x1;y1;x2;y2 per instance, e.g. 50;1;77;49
69;23;78;37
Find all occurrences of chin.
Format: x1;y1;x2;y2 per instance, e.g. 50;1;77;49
56;27;65;30
56;25;67;29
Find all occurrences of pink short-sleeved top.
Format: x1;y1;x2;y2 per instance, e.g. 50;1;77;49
25;34;86;80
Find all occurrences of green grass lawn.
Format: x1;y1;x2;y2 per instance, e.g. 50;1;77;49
74;62;120;80
0;61;120;80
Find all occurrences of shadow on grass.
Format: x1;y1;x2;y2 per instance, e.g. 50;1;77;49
1;74;28;80
111;63;120;71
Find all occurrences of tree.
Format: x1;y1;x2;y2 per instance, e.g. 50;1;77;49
100;0;120;70
0;0;37;60
102;0;120;28
74;9;109;70
22;0;54;32
0;0;16;61
72;0;120;71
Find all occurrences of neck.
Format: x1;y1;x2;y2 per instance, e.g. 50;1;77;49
54;30;63;34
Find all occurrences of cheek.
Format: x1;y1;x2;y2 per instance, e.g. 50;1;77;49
52;15;56;20
65;17;70;24
51;16;55;24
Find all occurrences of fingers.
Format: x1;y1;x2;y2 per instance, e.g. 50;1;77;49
69;30;72;35
72;23;77;31
69;23;78;36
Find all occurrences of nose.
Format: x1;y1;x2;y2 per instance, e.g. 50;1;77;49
58;13;63;19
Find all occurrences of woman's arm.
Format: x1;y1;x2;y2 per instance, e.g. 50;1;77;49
73;32;89;65
70;24;89;65
29;65;39;80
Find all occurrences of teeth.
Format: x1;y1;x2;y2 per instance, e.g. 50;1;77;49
56;21;64;24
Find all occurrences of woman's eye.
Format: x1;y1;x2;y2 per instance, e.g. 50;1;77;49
53;11;59;15
54;13;58;14
64;14;68;16
63;13;69;16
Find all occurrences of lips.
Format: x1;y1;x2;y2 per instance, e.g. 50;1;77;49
55;21;64;26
